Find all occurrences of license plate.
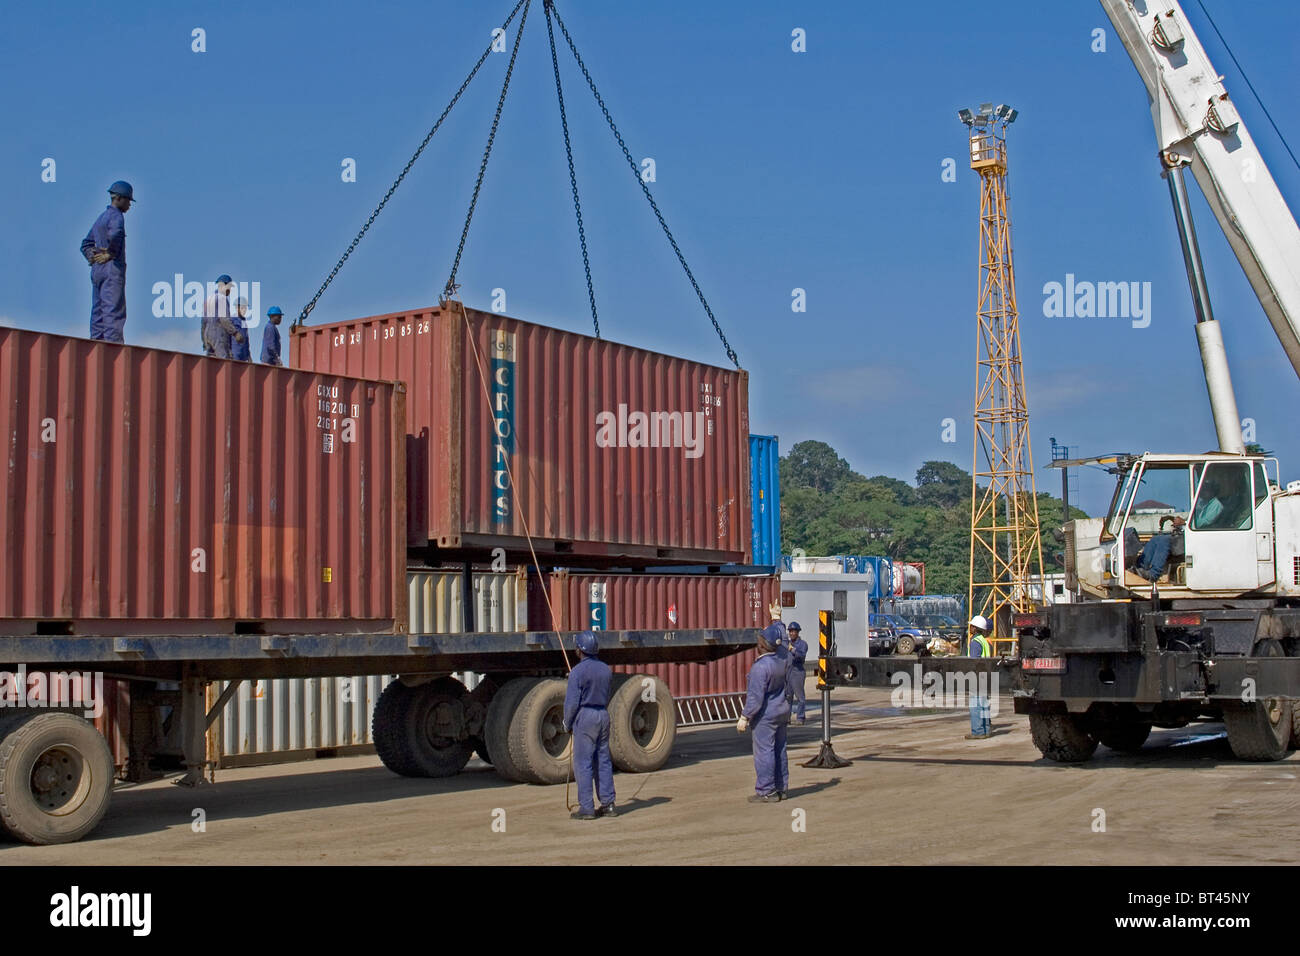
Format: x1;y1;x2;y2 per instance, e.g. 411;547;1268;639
1021;656;1065;673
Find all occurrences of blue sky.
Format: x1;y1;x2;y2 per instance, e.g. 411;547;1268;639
4;0;1300;516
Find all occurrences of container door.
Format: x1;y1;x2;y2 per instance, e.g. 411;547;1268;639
1184;460;1259;591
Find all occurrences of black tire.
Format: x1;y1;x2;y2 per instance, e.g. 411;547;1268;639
371;677;472;778
1223;640;1294;762
485;678;539;783
507;678;572;785
1096;722;1152;753
895;635;916;655
1029;712;1099;763
0;711;115;845
609;674;676;773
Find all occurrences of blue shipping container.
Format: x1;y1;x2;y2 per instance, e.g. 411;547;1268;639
749;435;781;566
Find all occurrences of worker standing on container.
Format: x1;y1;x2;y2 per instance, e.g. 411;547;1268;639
201;275;244;359
737;623;791;803
261;306;284;365
80;181;133;343
230;298;252;361
965;615;993;740
786;622;808;725
562;631;616;821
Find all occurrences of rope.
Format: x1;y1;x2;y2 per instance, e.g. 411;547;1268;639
449;298;580;810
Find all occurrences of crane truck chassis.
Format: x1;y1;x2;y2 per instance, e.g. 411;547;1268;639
0;626;755;845
826;598;1300;764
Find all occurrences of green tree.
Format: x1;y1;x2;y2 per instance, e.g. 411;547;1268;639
916;460;969;509
781;440;857;493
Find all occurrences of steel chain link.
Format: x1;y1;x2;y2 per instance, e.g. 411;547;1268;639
295;0;528;327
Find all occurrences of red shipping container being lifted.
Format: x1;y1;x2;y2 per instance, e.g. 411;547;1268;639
291;303;751;566
0;328;407;633
528;571;779;697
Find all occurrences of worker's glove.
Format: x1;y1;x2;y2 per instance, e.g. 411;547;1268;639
235;332;246;343
90;251;112;265
736;716;749;733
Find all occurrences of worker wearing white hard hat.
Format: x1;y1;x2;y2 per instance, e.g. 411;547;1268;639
965;616;993;739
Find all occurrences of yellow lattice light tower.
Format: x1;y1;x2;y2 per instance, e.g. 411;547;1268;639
959;103;1044;656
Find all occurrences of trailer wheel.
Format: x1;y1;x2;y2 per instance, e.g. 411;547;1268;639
466;678;499;765
1223;640;1294;762
609;674;676;773
1029;713;1098;763
1096;721;1152;753
485;678;540;783
372;677;472;778
0;711;114;845
507;678;573;785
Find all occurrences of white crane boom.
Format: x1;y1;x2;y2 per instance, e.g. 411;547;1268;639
1103;0;1300;386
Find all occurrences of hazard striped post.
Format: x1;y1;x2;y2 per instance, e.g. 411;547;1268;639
803;609;850;768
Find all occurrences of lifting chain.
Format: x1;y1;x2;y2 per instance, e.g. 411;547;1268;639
295;0;529;328
548;2;739;367
544;0;598;338
443;0;532;301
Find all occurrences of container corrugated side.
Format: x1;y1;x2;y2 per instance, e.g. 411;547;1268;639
0;327;407;632
528;571;778;697
748;434;781;566
290;304;751;565
210;569;526;764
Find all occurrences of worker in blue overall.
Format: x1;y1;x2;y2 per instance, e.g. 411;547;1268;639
230;299;252;361
737;623;792;803
965;615;993;739
562;631;616;821
80;181;133;343
202;276;243;358
261;307;284;365
787;621;809;724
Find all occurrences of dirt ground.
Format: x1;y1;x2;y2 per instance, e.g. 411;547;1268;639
3;684;1297;865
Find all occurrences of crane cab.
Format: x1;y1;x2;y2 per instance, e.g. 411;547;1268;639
1068;452;1286;599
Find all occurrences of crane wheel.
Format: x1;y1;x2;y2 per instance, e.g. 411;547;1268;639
1223;640;1294;762
1029;712;1098;763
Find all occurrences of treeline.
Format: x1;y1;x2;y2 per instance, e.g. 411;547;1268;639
779;440;1087;595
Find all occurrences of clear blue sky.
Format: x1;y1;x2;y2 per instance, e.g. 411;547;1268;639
4;0;1300;516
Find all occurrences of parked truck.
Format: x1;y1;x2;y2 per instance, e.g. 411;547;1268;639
828;0;1300;763
0;326;759;845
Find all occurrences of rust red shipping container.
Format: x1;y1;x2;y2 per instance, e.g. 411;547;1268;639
0;328;407;631
291;303;751;565
529;571;778;696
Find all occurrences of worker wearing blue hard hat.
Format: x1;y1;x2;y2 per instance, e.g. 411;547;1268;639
786;622;809;725
562;631;616;820
737;619;793;803
80;181;134;343
201;276;243;359
261;307;284;366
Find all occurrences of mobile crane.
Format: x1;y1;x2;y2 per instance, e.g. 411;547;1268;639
830;0;1300;762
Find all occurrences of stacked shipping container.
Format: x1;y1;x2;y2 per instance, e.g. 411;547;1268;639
529;571;780;699
0;328;408;632
210;569;526;764
291;304;751;565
